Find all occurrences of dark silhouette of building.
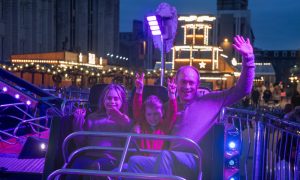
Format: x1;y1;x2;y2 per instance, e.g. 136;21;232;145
217;0;254;63
254;49;300;83
119;20;148;69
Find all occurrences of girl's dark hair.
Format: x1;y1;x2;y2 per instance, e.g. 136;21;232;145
98;84;128;115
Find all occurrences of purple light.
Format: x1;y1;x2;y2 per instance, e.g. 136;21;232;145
40;143;46;150
26;100;31;106
15;94;20;99
151;30;161;35
150;25;160;31
149;21;158;26
147;16;157;21
2;87;8;92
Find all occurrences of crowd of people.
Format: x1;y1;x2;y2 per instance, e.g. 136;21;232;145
250;82;300;107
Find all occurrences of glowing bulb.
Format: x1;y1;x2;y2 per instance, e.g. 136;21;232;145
26;100;31;105
229;141;236;149
229;160;235;166
40;143;46;150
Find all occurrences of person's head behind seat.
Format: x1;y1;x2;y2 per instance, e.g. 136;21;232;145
175;66;200;104
98;84;128;115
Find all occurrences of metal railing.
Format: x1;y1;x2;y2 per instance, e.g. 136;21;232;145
0;102;50;144
48;131;203;180
221;107;300;180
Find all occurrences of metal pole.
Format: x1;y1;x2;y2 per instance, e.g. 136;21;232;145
252;121;265;180
160;35;165;86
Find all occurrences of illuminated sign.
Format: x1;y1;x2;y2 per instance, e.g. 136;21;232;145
79;53;83;62
88;53;95;65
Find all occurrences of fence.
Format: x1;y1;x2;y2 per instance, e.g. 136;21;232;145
221;107;300;180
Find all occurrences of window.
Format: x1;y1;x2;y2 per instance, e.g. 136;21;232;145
0;1;3;20
274;51;279;57
282;51;287;57
291;51;296;57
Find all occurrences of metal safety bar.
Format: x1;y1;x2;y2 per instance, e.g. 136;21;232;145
48;131;203;180
47;169;186;180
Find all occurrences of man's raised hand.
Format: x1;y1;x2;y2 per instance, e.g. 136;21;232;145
232;35;253;57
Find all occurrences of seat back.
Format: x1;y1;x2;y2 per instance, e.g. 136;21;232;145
129;85;168;118
43;115;74;179
88;84;109;112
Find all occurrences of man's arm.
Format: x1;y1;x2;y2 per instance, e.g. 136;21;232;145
205;35;255;107
219;54;255;106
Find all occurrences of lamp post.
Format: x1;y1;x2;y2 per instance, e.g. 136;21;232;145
145;3;177;86
146;15;165;86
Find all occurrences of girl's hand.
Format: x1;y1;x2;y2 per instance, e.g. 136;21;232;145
133;124;141;134
168;77;177;99
135;73;144;94
107;107;129;123
73;108;86;131
74;108;86;118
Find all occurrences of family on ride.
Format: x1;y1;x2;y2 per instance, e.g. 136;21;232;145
70;35;255;179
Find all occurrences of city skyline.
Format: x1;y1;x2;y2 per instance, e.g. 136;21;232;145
120;0;300;50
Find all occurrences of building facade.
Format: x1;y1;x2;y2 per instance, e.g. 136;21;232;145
255;49;300;83
0;0;56;62
56;0;119;56
0;0;119;63
171;15;237;90
119;20;146;68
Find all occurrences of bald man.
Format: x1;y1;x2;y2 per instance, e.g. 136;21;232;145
128;35;255;179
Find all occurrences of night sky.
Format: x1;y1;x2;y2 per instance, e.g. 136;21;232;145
120;0;300;50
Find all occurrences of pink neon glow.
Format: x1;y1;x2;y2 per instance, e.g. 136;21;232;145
15;94;20;99
2;87;8;92
26;100;31;105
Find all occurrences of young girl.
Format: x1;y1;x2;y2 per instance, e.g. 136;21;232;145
133;73;177;150
72;84;131;178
